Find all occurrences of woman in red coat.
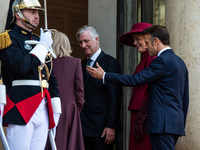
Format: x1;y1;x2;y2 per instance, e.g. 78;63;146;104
119;23;155;150
45;30;85;150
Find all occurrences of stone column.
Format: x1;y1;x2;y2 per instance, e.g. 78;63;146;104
88;0;117;57
166;0;200;149
0;0;9;32
122;0;138;149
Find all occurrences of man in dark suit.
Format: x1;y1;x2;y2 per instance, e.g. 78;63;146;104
76;25;122;150
87;25;189;150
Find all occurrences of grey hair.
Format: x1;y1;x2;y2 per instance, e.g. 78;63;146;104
76;25;99;42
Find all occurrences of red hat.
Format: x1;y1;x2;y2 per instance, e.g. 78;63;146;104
119;22;152;47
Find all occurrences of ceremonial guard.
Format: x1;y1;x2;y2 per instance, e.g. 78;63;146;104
0;0;61;149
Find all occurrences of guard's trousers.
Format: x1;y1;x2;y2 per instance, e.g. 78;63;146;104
7;98;49;150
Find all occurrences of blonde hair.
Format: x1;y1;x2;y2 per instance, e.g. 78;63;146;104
51;30;72;58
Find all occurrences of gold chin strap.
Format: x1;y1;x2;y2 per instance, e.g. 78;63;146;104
17;10;37;28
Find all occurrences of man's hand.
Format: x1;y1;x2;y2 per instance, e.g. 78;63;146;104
101;127;115;145
86;62;105;79
52;113;60;137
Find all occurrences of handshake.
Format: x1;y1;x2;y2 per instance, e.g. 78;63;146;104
28;28;57;63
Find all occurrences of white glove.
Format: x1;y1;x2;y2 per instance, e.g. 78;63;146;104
52;113;60;138
0;84;6;125
51;97;62;114
0;84;6;104
29;28;53;63
39;28;53;48
0;104;4;125
53;113;60;127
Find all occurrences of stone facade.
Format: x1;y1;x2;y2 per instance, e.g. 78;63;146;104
166;0;200;149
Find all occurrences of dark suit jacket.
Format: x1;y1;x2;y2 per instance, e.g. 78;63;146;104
81;51;122;137
105;49;189;136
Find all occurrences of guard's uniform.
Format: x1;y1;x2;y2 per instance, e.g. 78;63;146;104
0;25;59;149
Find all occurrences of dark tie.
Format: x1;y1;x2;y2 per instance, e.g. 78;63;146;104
85;59;92;80
87;58;92;66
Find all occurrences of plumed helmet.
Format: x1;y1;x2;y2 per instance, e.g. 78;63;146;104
13;0;44;12
9;0;44;28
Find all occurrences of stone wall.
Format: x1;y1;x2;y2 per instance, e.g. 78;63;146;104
166;0;200;149
0;1;9;32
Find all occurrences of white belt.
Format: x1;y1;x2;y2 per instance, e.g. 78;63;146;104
12;80;49;88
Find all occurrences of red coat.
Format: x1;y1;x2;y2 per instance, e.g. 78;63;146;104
128;50;155;150
45;56;85;150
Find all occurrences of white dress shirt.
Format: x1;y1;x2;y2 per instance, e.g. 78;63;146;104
87;48;101;66
157;46;171;56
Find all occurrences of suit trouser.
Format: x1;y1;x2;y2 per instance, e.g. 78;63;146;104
83;135;114;150
7;98;49;150
150;133;179;150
